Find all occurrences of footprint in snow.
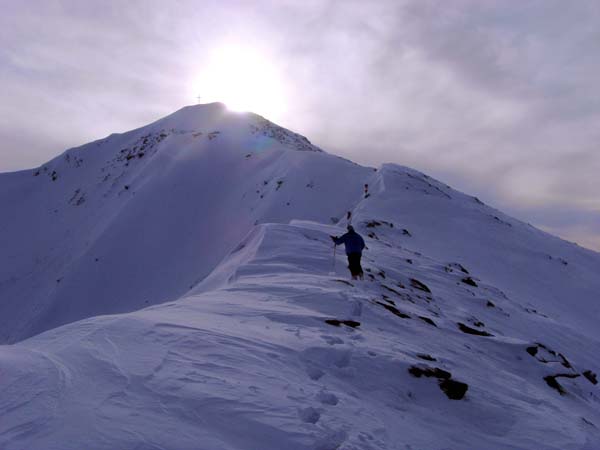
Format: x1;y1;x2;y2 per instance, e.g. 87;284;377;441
316;390;339;406
321;335;344;345
306;366;325;381
299;406;320;424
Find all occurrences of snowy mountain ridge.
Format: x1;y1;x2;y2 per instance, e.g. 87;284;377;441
1;104;599;449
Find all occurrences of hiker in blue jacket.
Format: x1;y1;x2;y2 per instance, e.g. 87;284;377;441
331;225;366;280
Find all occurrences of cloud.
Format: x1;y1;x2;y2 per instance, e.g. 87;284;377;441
1;0;599;250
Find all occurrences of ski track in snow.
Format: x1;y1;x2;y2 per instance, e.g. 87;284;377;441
1;103;599;450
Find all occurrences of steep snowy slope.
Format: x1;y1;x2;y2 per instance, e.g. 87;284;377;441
353;164;600;335
1;104;600;449
0;103;370;342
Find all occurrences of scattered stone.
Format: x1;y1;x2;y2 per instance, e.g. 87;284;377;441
418;316;437;327
325;319;361;328
583;370;598;385
457;323;492;337
439;379;469;400
582;417;596;428
558;353;572;369
544;373;580;395
416;354;437;362
445;263;469;274
376;301;410;319
410;278;431;294
486;300;495;308
381;296;396;306
408;365;469;400
382;284;403;297
526;346;538;357
408;366;451;379
461;277;478;287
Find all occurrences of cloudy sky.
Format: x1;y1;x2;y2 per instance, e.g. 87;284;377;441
2;0;599;251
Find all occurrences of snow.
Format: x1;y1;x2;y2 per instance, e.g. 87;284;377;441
1;103;599;449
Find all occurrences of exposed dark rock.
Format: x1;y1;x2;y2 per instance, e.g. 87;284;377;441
334;279;354;287
583;370;598;385
486;300;495;308
402;229;412;237
381;296;396;306
382;284;402;297
445;263;469;274
558;353;572;369
457;264;469;274
408;365;468;400
439;379;469;400
458;323;492;337
376;301;410;319
582;417;596;428
526;346;538;357
418;316;437;327
461;277;478;287
416;354;437;362
524;307;548;318
544;373;580;395
325;319;361;328
365;220;394;228
408;366;451;379
472;320;485;328
410;278;431;294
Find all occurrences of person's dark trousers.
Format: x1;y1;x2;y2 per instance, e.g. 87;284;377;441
347;252;363;278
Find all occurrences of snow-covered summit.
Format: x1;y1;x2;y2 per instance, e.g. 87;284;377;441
1;105;599;449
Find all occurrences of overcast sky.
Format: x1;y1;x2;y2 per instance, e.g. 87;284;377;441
2;0;599;251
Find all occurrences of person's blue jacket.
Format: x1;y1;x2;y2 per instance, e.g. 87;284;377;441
332;229;365;255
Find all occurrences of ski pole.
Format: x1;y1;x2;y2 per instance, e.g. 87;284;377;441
332;243;337;274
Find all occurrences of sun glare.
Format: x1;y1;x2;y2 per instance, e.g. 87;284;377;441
193;44;287;119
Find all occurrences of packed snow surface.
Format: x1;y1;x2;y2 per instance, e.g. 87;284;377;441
1;103;599;449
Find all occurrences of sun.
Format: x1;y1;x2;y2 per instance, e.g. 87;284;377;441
193;44;288;119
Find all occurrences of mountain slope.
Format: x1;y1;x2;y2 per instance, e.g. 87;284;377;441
1;104;599;449
0;103;370;342
1;219;599;449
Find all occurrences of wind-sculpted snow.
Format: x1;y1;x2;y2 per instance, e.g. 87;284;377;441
1;104;599;449
1;220;599;449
